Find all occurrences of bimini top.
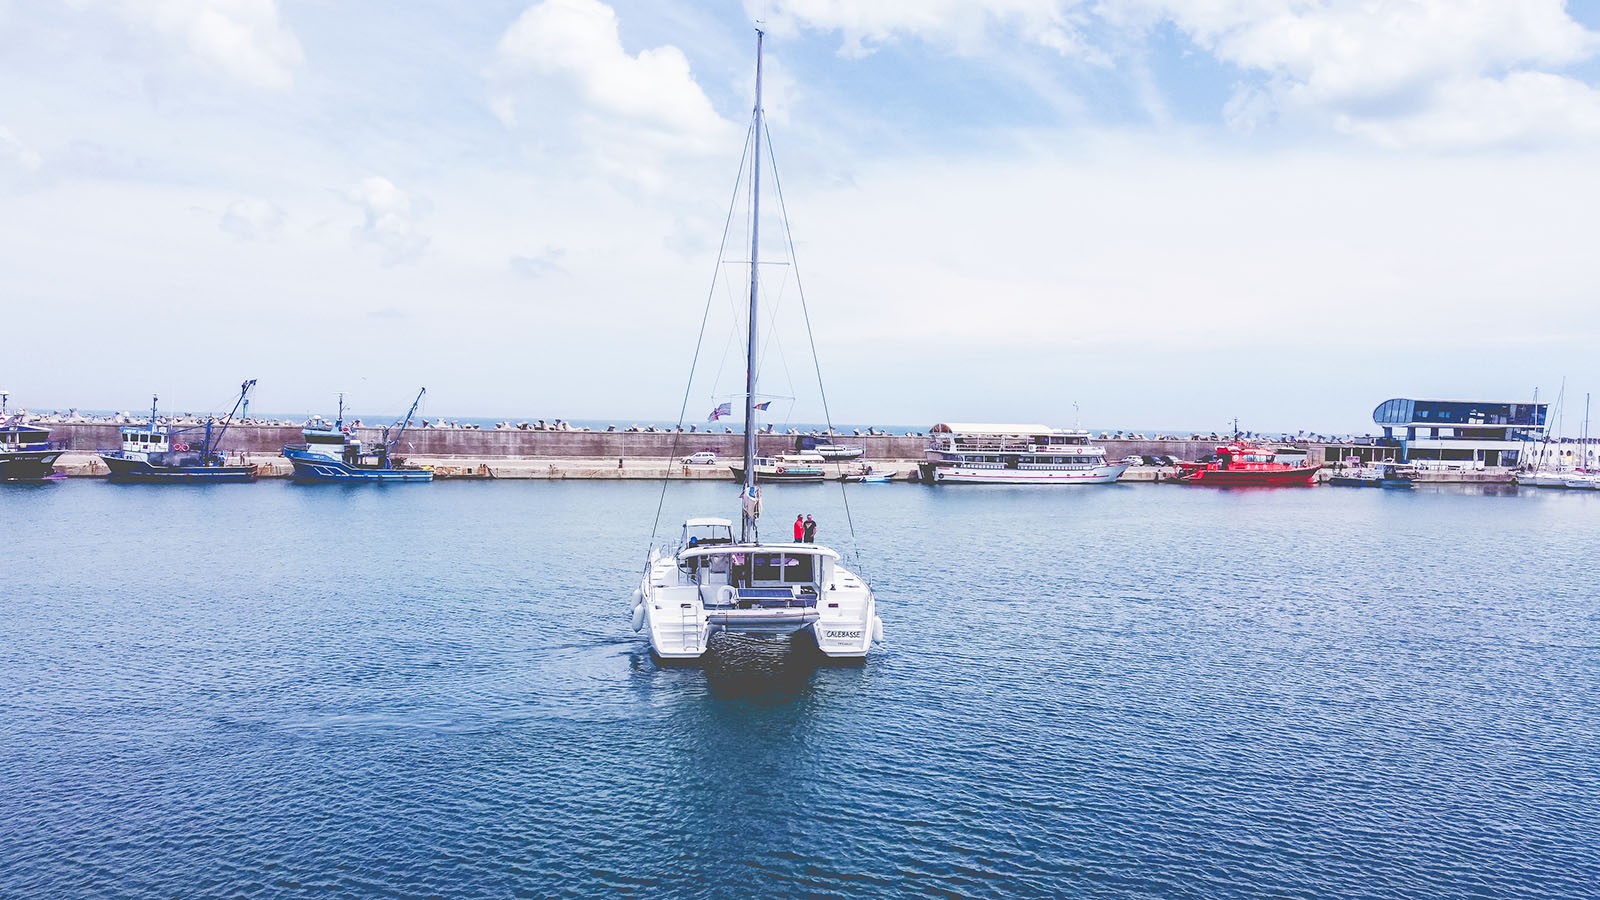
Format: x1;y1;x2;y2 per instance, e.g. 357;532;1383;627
678;543;840;562
930;423;1065;436
683;516;734;529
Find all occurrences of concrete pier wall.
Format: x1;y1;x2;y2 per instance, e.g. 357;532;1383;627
42;423;1323;464
44;424;930;459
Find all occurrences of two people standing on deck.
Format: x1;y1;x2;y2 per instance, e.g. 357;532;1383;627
792;513;817;543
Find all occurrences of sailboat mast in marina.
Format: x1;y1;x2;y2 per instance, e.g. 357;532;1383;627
740;30;765;544
628;30;884;661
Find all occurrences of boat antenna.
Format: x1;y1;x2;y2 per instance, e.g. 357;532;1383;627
740;28;765;544
150;394;159;427
335;391;345;430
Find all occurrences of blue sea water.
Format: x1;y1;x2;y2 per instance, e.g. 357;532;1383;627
2;480;1597;898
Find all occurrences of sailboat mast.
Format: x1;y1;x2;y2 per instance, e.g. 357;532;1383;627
741;29;765;543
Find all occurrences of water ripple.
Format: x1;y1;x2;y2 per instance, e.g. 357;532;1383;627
1;481;1597;897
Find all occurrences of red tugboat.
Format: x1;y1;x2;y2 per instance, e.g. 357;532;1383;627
1171;442;1320;486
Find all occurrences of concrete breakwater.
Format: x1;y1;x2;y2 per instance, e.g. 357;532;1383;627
38;423;1515;482
43;423;929;459
44;423;1285;463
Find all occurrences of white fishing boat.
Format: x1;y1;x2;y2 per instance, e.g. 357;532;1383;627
917;423;1129;485
627;31;882;661
727;451;828;483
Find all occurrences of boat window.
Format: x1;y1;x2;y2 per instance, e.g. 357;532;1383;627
747;553;815;584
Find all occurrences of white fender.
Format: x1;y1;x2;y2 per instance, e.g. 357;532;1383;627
631;603;645;633
629;588;643;610
717;584;738;607
872;615;884;644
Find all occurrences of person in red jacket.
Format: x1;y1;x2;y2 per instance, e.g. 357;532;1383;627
793;514;805;542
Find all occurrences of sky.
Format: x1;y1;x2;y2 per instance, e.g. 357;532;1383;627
2;0;1599;434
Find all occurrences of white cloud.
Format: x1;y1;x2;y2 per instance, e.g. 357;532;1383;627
751;0;1102;60
490;0;734;165
219;196;284;240
105;0;305;90
346;176;429;266
1129;0;1600;146
754;0;1600;147
0;125;43;171
509;247;567;279
1341;71;1600;148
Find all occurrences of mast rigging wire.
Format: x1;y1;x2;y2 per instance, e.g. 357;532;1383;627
763;121;861;557
647;118;758;557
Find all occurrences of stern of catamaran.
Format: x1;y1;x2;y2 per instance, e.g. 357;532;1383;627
634;535;879;660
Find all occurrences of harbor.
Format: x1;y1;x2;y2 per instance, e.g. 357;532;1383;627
7;2;1600;896
15;420;1539;483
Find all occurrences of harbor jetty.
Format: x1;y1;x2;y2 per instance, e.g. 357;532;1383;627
24;422;1517;482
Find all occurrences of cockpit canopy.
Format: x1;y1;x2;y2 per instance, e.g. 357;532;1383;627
678;544;838;590
681;517;734;548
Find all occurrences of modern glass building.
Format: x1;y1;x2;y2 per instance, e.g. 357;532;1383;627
1371;398;1546;467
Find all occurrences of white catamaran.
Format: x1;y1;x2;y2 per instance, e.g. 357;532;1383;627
628;31;883;661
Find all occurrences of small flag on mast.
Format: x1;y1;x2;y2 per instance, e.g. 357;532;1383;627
753;401;772;411
708;402;732;421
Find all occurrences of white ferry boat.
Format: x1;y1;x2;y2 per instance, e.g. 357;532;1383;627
917;422;1129;485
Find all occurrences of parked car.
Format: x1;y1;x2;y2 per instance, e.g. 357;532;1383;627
680;451;718;465
1120;455;1145;466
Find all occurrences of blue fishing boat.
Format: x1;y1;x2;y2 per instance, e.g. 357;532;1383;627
97;381;258;483
282;388;432;483
0;391;64;482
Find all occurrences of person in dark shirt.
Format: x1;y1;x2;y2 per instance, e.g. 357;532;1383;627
803;514;816;543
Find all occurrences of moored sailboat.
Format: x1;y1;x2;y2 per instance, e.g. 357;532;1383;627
628;31;882;661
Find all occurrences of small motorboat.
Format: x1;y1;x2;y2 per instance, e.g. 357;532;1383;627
1328;462;1414;488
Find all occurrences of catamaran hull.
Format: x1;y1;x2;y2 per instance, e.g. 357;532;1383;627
282;447;433;482
636;549;879;660
99;454;256;482
0;450;64;482
918;463;1129;485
